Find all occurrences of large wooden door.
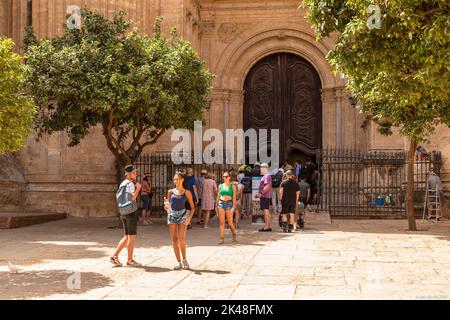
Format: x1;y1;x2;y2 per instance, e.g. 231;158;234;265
243;53;322;163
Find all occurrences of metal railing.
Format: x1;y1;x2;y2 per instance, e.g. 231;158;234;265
317;148;442;217
136;149;442;217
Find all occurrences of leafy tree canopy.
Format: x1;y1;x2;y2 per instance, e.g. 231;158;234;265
24;9;213;167
0;38;35;156
301;0;450;140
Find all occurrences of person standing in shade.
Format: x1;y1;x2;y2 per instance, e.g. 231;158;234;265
257;163;273;232
427;168;446;220
231;172;245;229
164;172;195;270
251;162;261;177
110;165;142;267
278;170;300;233
297;174;311;228
201;173;217;228
185;168;199;229
196;169;207;225
140;176;153;225
303;157;316;210
216;171;238;244
294;159;302;182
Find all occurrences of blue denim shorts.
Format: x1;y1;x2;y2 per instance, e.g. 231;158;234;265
218;200;233;211
167;209;188;225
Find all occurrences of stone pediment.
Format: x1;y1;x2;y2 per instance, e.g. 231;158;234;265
218;23;252;43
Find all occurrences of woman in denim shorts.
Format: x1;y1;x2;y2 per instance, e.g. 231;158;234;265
216;171;238;244
164;172;195;270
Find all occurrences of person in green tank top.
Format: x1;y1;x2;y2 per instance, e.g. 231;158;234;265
216;171;238;244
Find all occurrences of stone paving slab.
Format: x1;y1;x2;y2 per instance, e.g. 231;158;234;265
0;216;449;300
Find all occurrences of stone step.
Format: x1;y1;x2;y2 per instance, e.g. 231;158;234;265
0;212;67;229
304;211;332;225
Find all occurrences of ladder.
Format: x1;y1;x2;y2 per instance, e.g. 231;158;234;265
422;183;441;222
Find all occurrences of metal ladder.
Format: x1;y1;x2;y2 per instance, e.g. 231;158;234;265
422;184;441;222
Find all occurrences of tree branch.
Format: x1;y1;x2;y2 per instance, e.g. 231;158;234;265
140;128;166;150
106;108;131;164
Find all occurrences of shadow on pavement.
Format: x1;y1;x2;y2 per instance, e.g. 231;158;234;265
0;270;113;299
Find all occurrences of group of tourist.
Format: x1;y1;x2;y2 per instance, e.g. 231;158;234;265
110;158;319;269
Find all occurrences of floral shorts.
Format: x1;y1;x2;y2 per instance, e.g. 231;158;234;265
167;209;188;225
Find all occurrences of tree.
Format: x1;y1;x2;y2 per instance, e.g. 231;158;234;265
24;9;213;176
0;38;35;156
301;0;450;230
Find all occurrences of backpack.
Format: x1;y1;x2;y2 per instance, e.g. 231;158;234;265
241;176;252;193
271;172;283;188
116;180;138;216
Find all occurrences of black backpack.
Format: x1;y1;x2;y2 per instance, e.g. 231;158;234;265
271;172;283;188
241;176;252;193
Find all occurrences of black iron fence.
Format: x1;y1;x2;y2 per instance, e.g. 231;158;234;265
135;152;229;211
136;149;442;217
317;148;442;217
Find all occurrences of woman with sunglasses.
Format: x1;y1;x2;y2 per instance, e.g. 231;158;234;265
216;171;238;244
164;172;195;270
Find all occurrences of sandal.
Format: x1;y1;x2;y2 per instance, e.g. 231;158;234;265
110;256;122;267
126;260;142;267
182;259;190;270
174;261;183;270
218;238;225;245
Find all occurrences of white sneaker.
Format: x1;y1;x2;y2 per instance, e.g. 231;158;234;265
182;259;190;270
174;261;183;270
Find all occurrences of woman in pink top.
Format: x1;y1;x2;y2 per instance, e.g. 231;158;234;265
140;176;152;225
201;173;217;228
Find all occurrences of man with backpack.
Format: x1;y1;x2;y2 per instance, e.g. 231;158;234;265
111;165;142;267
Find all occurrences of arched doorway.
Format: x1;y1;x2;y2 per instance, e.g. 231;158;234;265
243;52;322;164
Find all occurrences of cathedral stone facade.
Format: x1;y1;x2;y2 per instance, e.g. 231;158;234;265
1;0;448;216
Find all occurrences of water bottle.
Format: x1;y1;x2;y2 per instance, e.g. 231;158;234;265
164;197;171;214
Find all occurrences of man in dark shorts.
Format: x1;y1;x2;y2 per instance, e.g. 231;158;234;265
111;165;142;267
279;170;300;232
303;157;316;209
257;163;273;232
297;174;311;228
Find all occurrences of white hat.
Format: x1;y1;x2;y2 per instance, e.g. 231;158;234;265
260;163;269;168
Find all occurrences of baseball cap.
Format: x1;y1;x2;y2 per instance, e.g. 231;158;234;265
124;165;137;176
260;163;269;168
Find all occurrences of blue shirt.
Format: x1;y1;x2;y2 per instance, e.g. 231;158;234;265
186;176;197;202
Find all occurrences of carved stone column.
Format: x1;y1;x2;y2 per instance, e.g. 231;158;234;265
334;87;347;149
321;87;336;148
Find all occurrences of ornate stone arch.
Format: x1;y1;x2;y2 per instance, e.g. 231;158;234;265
213;24;339;91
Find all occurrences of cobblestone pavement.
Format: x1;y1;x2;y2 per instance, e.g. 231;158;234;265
1;216;449;300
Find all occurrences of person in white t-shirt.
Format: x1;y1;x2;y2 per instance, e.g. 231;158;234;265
110;165;142;267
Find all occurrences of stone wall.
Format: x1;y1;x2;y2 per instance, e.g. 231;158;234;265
0;154;26;212
0;0;448;216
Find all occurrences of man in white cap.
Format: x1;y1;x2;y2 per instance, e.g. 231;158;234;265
257;163;273;232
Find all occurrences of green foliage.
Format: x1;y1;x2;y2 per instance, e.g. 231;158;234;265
0;38;36;156
301;0;450;141
24;9;213;165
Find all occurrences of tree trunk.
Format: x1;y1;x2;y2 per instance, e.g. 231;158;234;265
406;138;418;231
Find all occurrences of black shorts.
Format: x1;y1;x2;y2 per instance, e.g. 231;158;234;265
281;202;296;214
121;211;138;235
260;197;272;210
